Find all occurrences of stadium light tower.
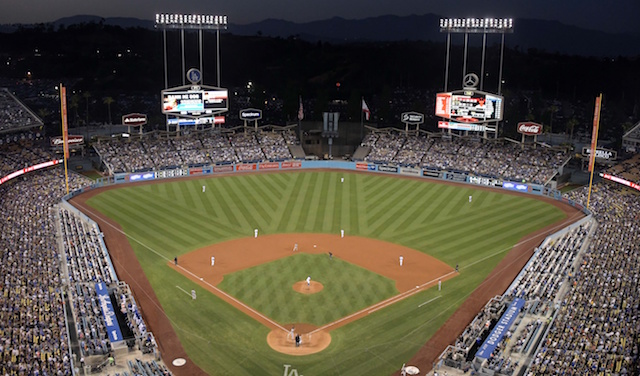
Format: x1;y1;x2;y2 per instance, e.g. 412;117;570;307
155;13;228;88
439;17;514;139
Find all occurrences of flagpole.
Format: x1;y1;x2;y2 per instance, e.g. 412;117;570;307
586;93;602;210
360;96;364;140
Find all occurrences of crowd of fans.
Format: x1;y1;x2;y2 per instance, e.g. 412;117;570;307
361;130;569;185
603;153;640;185
0;166;88;375
526;183;640;375
440;221;593;375
94;129;298;173
0;88;43;132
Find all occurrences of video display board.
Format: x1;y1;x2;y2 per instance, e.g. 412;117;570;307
162;87;228;116
435;90;503;123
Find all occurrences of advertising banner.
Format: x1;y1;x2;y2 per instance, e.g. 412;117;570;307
281;161;302;169
213;165;234;173
423;170;441;178
95;282;123;343
128;172;155;182
356;162;376;171
476;298;525;359
502;181;529;192
236;163;257;171
259;162;280;170
399;167;421;175
378;165;398;173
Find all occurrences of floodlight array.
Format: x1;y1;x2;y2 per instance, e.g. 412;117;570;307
440;18;514;33
155;13;228;30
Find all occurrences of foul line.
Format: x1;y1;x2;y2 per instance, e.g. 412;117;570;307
175;285;192;297
72;201;288;333
418;296;442;308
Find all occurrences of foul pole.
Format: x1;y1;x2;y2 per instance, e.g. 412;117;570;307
59;84;70;195
586;93;603;209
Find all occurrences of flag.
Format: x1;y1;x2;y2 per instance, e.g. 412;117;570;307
362;98;371;121
297;96;304;121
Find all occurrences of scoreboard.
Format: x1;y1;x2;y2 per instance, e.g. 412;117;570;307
161;86;228;116
435;90;503;123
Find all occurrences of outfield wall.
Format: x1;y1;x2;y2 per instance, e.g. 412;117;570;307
65;160;590;217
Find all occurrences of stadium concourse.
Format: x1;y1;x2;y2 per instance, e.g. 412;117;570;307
1;95;638;375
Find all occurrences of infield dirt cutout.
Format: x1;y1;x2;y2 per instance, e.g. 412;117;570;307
171;233;455;355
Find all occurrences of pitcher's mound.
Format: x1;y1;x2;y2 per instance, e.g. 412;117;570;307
293;280;323;294
267;324;331;355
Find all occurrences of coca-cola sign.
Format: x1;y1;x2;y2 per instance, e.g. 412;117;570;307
122;113;147;126
50;135;84;147
517;122;543;135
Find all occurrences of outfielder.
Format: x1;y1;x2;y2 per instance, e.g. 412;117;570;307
203;185;206;193
469;195;472;203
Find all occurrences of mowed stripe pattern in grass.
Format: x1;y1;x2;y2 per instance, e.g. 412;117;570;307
86;171;566;375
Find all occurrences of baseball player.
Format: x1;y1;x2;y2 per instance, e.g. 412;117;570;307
202;185;206;193
211;256;215;266
288;326;295;340
469;195;472;203
306;276;311;286
254;228;258;238
293;243;298;252
399;255;404;266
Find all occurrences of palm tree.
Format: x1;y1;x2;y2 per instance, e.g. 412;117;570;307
103;96;115;124
566;117;579;142
83;91;91;125
69;94;81;126
548;104;558;134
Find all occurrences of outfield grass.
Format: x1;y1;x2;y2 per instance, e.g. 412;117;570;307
86;171;566;375
218;253;397;325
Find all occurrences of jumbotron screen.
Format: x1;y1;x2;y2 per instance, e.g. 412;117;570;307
161;88;228;116
435;90;504;123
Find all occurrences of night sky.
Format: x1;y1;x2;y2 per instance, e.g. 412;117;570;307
2;0;640;34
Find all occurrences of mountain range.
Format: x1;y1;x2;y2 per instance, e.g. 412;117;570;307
1;13;639;57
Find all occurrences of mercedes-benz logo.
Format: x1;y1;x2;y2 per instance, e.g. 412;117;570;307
463;73;479;89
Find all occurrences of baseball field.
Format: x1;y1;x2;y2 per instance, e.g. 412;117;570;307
72;170;576;375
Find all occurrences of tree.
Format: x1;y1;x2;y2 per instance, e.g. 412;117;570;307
566;117;579;141
103;96;115;124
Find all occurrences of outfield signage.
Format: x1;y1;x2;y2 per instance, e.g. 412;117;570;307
502;181;529;192
239;108;262;121
213;165;234;173
156;168;188;179
423;170;441;178
581;147;617;161
399;167;420;175
476;298;525;359
401;111;425;124
236;163;257;171
517;122;543;135
469;175;503;188
356;162;376;171
128;172;155;181
122;113;147;126
95;282;123;343
50;135;84;147
378;165;398;173
601;173;640;191
281;161;302;169
438;121;487;132
259;162;280;170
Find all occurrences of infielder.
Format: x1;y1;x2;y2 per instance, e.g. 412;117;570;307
293;243;298;252
211;256;215;266
254;228;258;238
306;276;311;286
399;255;404;266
